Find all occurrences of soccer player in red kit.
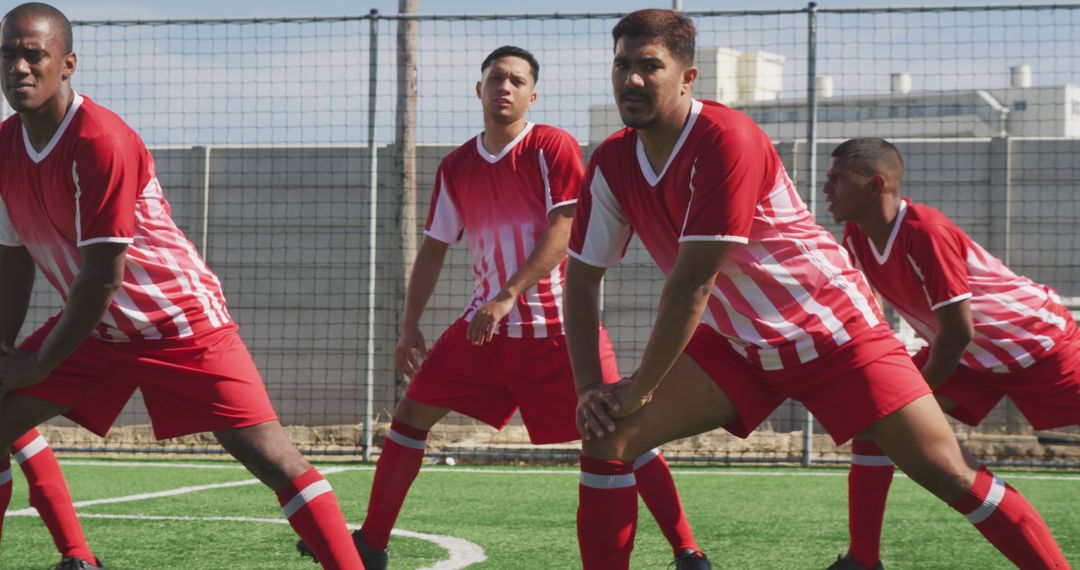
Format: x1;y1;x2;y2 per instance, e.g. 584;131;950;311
823;137;1080;570
299;46;708;570
0;4;363;568
566;9;1069;570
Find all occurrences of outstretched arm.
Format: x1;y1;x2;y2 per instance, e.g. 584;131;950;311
619;241;732;415
0;245;35;347
0;243;126;394
396;236;450;378
466;204;576;344
922;299;974;388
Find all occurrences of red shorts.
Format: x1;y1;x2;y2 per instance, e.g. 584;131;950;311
916;333;1080;430
14;317;278;440
684;324;931;444
405;318;621;445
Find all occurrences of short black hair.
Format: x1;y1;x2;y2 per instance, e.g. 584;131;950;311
481;46;539;83
831;137;904;178
3;2;73;54
612;9;696;67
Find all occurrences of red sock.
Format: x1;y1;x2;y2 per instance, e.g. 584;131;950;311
578;455;637;570
950;466;1068;569
13;429;96;562
0;457;12;544
847;440;894;569
633;449;698;554
275;468;363;570
361;418;428;551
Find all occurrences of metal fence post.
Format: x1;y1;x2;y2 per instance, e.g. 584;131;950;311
199;145;212;258
363;9;380;463
802;1;819;468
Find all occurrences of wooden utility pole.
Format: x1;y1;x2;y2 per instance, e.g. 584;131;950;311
397;0;419;279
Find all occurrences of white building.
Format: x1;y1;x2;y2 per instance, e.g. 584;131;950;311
588;50;1080;142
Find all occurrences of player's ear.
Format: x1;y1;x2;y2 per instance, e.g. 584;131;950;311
62;52;77;81
528;89;537;107
870;174;887;195
681;64;698;94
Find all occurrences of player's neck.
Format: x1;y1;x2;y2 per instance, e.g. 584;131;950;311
861;196;902;252
20;88;75;152
636;98;693;175
481;117;528;156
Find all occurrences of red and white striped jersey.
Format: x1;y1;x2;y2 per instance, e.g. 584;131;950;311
844;199;1076;372
569;99;884;371
424;123;582;338
0;93;231;342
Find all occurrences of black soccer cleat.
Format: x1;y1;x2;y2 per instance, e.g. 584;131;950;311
671;549;712;570
826;554;884;570
53;557;105;570
297;529;388;570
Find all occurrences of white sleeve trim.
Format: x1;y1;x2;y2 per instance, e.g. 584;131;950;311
78;236;134;247
930;292;973;311
547;198;578;213
568;248;620;268
679;235;749;244
421;228;457;245
0;197;22;247
426;172;464;244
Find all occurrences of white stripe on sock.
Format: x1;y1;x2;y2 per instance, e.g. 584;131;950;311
13;435;48;465
281;479;333;519
965;475;1007;524
851;453;894;467
579;471;636;489
633;448;660;470
387;428;427;450
0;468;11;485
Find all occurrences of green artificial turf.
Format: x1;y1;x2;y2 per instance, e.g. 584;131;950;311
3;460;1077;569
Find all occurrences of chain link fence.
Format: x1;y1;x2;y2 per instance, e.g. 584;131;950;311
13;4;1080;466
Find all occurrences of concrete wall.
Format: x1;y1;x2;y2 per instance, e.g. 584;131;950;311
23;138;1079;434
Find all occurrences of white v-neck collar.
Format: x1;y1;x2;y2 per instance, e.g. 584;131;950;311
475;122;534;164
22;91;84;164
868;199;908;264
636;99;702;187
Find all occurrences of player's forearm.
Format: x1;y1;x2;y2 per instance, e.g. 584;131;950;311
634;275;713;400
0;246;36;345
498;215;573;300
922;299;975;388
401;239;448;331
564;258;605;393
921;331;971;388
36;259;123;371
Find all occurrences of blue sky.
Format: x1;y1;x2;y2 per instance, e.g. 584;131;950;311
0;0;1032;21
2;0;1074;146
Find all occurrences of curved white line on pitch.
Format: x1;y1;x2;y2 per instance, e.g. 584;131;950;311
7;466;487;569
11;514;485;570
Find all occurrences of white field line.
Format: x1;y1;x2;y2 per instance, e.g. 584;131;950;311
55;460;1080;482
9;465;486;569
9;466;351;515
13;514;486;570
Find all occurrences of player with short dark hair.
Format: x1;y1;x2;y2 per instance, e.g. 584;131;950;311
0;4;364;568
566;8;1069;569
297;45;709;570
824;136;1080;570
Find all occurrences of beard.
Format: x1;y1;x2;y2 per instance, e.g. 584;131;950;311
616;88;660;129
619;110;661;130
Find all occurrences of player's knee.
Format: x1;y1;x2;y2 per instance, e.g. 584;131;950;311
580;432;635;462
393;398;445;430
907;449;976;503
215;425;309;488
